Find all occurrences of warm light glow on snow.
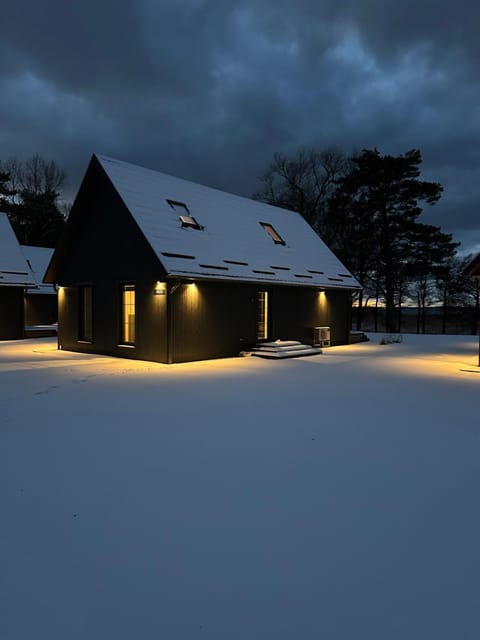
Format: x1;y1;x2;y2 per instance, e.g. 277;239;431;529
1;334;479;640
2;334;478;381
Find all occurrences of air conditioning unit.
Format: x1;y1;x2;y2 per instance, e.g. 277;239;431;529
313;326;330;347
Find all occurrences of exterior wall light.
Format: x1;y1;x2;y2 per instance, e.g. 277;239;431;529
154;281;166;295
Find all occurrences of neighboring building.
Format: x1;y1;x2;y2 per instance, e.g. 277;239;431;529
463;253;480;366
0;213;35;340
44;155;361;363
22;246;57;327
463;254;480;279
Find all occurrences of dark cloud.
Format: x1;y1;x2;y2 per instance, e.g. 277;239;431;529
1;0;479;252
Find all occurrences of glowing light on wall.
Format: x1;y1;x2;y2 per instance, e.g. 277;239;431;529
185;281;199;309
154;281;166;295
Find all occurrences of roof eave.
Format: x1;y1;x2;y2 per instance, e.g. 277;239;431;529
164;272;361;290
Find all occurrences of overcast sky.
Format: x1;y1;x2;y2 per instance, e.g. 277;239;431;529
1;0;479;253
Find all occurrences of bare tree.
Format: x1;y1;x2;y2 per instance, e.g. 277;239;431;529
0;155;65;199
254;147;349;232
20;154;66;194
0;154;67;247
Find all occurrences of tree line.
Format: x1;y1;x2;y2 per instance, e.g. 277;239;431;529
1;149;476;334
254;146;478;334
0;155;67;247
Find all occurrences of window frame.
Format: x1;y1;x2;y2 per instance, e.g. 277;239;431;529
166;199;190;215
179;214;202;230
260;222;285;245
166;199;203;230
120;283;136;346
257;290;269;340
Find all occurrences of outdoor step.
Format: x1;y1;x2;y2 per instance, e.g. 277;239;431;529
252;347;322;359
252;344;312;353
242;339;322;359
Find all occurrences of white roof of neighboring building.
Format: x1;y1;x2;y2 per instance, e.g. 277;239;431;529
97;155;361;290
0;213;35;287
21;246;56;294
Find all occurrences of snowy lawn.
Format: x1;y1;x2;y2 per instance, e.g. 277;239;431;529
1;334;479;639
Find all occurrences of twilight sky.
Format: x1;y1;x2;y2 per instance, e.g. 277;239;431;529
1;0;479;253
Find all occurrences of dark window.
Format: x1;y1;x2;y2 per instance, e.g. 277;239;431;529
121;284;135;345
260;222;285;245
78;286;93;342
167;199;190;214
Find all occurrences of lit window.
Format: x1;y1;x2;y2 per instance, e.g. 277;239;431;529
260;222;285;245
78;286;93;342
179;215;202;229
166;200;202;229
121;284;135;345
257;291;269;340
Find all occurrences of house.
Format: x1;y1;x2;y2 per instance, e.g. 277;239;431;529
44;155;361;363
22;245;57;331
463;253;480;367
463;254;480;279
0;212;36;340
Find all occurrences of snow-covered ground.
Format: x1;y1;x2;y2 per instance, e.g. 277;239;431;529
1;334;479;639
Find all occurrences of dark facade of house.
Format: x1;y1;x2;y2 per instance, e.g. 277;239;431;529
0;287;25;340
21;246;57;327
45;155;359;364
24;294;57;326
463;254;480;279
0;213;36;340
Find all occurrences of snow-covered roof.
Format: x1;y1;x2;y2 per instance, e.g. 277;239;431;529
97;155;361;290
0;213;35;287
21;246;56;294
463;253;480;279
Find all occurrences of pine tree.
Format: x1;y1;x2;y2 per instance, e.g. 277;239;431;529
0;170;14;204
325;148;444;332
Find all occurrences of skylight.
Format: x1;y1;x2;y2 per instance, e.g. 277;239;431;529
167;199;190;215
166;199;203;230
260;222;285;245
179;215;202;230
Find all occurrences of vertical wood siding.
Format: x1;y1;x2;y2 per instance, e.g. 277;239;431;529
0;288;24;340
